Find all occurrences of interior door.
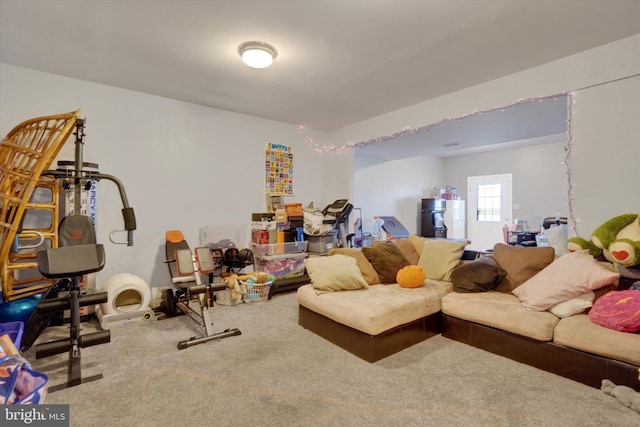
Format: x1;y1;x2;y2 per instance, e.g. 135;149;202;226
467;174;512;251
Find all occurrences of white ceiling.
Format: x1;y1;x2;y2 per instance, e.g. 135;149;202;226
1;0;639;157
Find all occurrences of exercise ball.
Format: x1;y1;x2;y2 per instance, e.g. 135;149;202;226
97;273;151;315
0;292;43;323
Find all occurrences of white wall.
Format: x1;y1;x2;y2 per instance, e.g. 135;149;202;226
569;74;640;236
0;64;350;287
353;154;443;234
2;34;639;289
443;138;569;231
347;35;640;240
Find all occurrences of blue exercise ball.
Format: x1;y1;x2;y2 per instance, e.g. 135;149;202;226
0;292;43;324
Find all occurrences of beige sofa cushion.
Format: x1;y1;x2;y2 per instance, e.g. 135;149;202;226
441;291;559;341
418;238;467;281
297;280;452;336
304;254;369;294
328;248;380;285
553;314;640;366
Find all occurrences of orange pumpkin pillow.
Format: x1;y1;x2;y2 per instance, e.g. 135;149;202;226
396;265;426;288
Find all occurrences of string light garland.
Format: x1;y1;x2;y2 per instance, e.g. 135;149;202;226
299;73;639;238
563;93;578;236
298;95;566;153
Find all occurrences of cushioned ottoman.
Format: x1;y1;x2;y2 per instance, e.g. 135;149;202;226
297;280;452;362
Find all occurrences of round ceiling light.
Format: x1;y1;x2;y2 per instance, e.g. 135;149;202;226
238;41;278;69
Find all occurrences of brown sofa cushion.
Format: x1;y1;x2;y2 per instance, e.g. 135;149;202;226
373;238;420;265
362;241;410;283
392;238;420;265
328;248;380;285
492;243;555;292
451;257;506;293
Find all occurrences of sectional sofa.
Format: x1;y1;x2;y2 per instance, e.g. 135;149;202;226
296;237;640;392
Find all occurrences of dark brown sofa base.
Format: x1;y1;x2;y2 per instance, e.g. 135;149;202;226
442;314;640;392
298;305;441;362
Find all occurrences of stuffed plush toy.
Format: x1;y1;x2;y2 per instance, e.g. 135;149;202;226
601;379;640;413
568;214;640;268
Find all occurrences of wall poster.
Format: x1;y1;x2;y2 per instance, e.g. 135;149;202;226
265;142;294;195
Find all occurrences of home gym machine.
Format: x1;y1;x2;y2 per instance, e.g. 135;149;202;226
31;116;137;391
163;230;241;350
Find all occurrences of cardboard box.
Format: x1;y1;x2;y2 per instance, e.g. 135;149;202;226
251;229;270;245
252;212;275;221
285;203;303;217
251;220;276;230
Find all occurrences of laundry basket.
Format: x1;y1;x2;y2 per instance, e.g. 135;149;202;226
241;281;272;304
213;288;243;306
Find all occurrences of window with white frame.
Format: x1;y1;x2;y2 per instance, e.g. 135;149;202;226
476;184;501;222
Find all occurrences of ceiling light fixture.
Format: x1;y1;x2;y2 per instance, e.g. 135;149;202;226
238;41;277;69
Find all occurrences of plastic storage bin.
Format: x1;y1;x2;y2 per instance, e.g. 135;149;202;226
253;253;307;279
251;241;307;257
306;231;337;254
0;321;24;349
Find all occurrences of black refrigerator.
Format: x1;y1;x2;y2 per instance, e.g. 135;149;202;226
421;198;447;238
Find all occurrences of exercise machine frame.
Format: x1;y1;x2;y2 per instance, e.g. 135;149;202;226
164;231;241;350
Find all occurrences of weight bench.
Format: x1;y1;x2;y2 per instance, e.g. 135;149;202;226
36;215;110;392
164;230;241;350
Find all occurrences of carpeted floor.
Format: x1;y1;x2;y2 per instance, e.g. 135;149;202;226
23;291;640;426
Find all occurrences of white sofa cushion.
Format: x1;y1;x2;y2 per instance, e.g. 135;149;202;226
441;291;559;341
297;281;452;336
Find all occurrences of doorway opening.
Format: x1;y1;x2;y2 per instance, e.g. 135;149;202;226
467;173;512;251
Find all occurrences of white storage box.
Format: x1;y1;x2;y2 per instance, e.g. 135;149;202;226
253;252;307;279
251;241;308;256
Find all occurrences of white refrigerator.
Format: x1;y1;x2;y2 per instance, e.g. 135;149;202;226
444;200;466;240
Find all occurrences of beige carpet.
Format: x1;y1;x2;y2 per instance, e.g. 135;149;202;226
23;291;640;427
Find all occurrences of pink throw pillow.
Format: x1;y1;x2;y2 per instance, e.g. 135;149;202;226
512;250;620;311
588;290;640;332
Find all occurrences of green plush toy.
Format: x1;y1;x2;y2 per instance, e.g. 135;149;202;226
567;214;640;267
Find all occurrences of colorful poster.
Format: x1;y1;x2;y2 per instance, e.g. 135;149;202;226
265;142;294;195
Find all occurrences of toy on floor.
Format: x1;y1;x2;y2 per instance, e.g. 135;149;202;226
601;379;640;413
568;214;640;267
